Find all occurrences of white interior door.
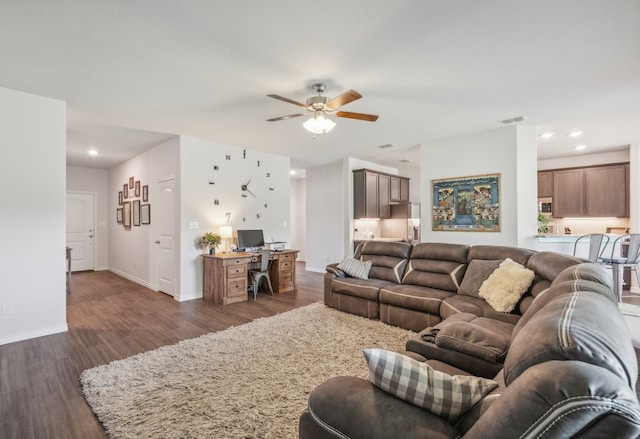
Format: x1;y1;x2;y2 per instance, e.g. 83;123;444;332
66;192;95;271
156;178;176;296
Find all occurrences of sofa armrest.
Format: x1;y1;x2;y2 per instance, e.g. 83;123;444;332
325;262;346;278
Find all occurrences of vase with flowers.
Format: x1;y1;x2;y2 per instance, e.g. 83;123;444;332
199;232;222;254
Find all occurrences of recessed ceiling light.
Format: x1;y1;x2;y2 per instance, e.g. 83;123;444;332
568;131;583;138
88;149;98;156
575;145;587;151
539;132;554;139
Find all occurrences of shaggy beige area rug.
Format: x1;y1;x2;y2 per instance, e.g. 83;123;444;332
80;303;414;438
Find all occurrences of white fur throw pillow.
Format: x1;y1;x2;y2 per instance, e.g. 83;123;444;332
478;258;535;313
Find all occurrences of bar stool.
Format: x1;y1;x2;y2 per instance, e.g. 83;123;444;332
599;234;640;302
572;233;609;262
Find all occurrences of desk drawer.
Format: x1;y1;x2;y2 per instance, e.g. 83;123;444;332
226;264;247;277
280;260;293;270
227;278;248;298
279;269;294;288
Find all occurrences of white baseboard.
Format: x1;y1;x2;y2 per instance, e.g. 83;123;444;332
305;266;326;274
0;324;68;346
175;291;202;302
108;267;157;291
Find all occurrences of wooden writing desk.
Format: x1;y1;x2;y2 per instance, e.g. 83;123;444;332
202;250;299;305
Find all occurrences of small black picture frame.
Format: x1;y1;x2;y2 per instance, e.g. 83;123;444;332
142;185;148;202
141;204;150;225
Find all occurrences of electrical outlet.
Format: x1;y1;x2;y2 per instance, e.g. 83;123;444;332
2;302;14;315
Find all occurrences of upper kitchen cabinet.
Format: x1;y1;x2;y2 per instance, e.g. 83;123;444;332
354;169;380;219
551;164;629;218
537;171;553;198
390;176;410;202
354;169;410;219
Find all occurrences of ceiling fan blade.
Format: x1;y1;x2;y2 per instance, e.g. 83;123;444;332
267;113;307;122
267;94;309;109
335;111;379;122
326;89;362;109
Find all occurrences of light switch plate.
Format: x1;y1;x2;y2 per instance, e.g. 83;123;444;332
188;221;199;230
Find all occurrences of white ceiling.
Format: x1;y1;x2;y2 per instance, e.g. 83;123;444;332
1;1;638;170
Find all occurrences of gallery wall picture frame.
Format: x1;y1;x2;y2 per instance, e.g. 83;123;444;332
129;176;135;189
432;173;501;232
123;183;128;199
142;185;148;202
118;191;123;205
133;200;141;226
123;201;132;228
116;207;123;223
141;203;150;224
135;180;141;197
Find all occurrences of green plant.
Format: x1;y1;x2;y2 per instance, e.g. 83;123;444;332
200;232;222;249
537;213;550;233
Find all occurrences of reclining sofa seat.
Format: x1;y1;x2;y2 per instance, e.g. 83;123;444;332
300;262;640;438
326;241;412;319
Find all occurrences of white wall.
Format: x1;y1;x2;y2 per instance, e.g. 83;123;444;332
290;177;306;261
421;126;538;247
179;137;291;300
66;166;109;270
306;162;345;272
0;87;67;345
538;149;629;170
109;136;180;292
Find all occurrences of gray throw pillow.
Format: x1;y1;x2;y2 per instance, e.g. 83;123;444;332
457;259;502;297
363;348;498;422
337;257;372;280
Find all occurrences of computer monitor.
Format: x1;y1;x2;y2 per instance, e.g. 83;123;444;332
236;229;265;251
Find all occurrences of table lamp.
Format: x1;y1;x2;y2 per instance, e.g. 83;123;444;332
220;225;233;253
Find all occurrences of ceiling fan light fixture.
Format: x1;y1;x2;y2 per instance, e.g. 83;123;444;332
303;112;336;134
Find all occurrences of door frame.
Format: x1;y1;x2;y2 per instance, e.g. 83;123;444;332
66;190;98;272
155;176;179;299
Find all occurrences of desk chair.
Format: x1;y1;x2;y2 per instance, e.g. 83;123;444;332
599;234;640;302
572;233;609;262
250;249;274;300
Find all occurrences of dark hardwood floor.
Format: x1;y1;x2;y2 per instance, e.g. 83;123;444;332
0;262;324;439
1;264;638;438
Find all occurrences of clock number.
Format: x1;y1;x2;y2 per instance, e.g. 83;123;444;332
266;172;270;177
214;199;220;205
243;217;246;222
242;194;247;198
269;187;275;191
213;165;219;171
256;213;260;219
209;180;215;185
257;160;260;167
264;203;268;208
243;149;246;159
225;155;231;160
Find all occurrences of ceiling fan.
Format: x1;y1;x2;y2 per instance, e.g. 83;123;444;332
267;83;379;134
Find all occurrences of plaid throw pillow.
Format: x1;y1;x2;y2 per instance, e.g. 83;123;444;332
363;349;498;422
337;257;372;280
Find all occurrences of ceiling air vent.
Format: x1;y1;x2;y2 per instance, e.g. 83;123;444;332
499;115;528;125
378;143;394;149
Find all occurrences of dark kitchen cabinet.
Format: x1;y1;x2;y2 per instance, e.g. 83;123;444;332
537;171;553;198
390;176;410;203
552;164;628;218
354;169;409;219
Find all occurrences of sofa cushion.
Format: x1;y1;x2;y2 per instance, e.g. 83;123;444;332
331;277;397;301
457;259;502;297
467;245;534;266
360;241;412;284
424;313;514;363
403;243;469;292
337;256;372;279
363;349;498;422
478;258;535;313
379;284;454;314
303;376;461;439
440;295;521;325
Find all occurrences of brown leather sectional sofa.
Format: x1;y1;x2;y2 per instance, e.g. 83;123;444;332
300;241;640;438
